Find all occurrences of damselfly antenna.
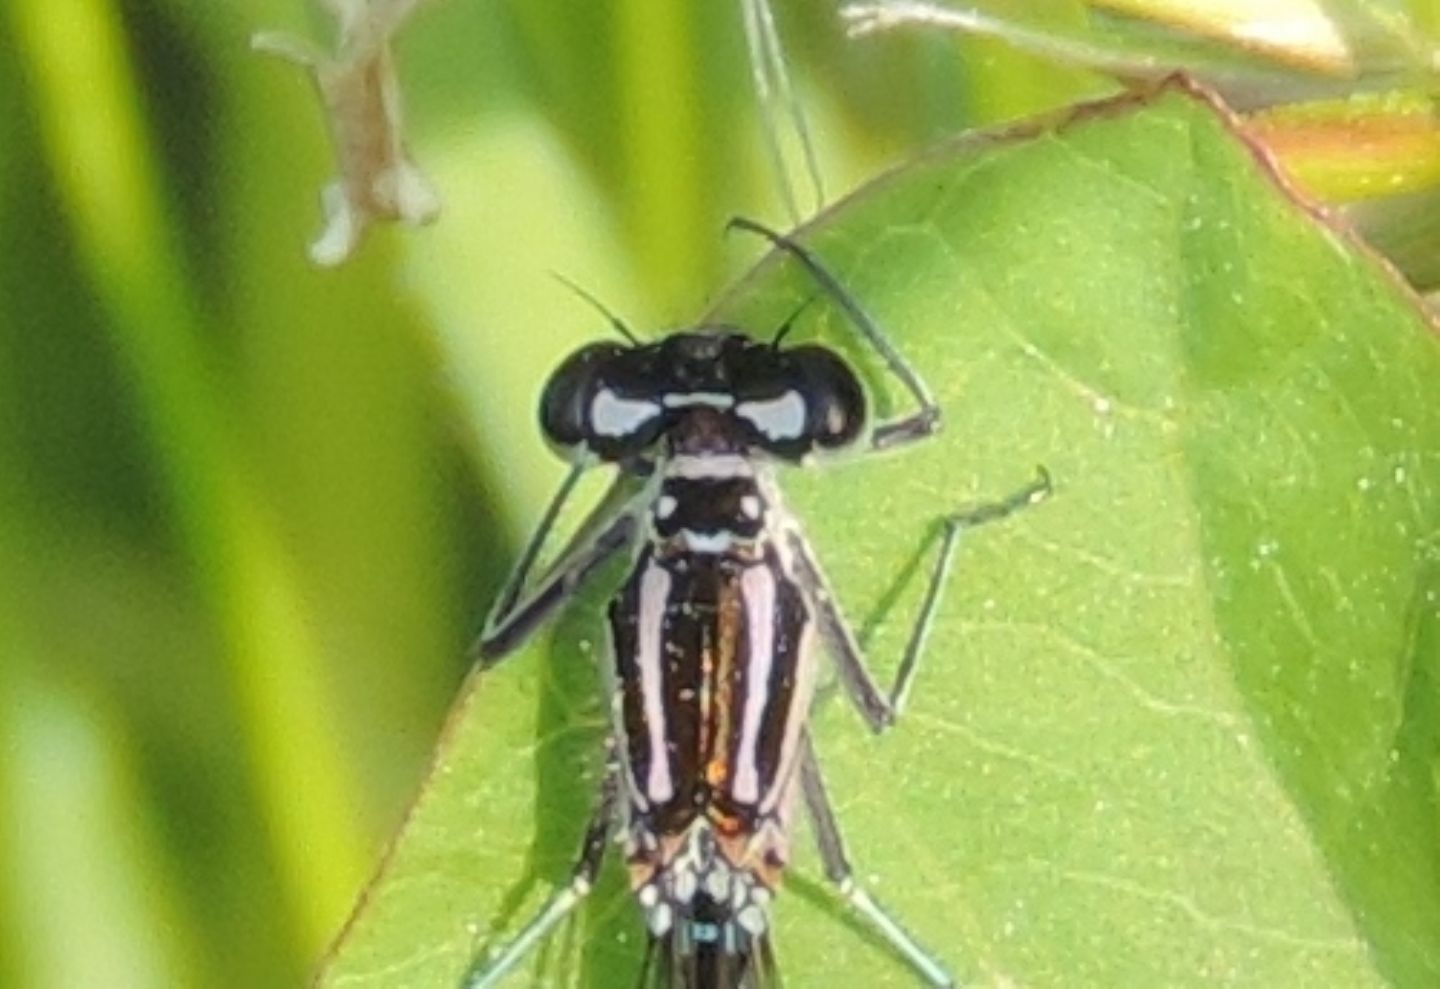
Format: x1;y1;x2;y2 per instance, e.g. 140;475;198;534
549;270;643;346
772;294;816;349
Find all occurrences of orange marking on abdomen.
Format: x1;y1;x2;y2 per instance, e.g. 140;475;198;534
706;575;743;791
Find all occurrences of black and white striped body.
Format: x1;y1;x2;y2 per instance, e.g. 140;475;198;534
467;221;1038;989
611;410;816;981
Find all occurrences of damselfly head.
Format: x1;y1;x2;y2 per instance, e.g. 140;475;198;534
539;330;865;464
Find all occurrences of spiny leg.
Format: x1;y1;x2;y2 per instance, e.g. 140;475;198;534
726;216;939;451
462;771;619;989
888;466;1051;715
790;468;1051;733
787;525;894;733
798;731;954;988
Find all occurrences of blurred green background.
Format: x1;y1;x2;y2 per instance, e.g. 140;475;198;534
5;0;1438;986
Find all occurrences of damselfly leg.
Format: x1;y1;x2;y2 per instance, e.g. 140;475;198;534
481;462;586;634
799;730;952;987
786;467;1051;732
463;771;620;989
473;496;639;663
891;470;1052;713
736;216;1051;724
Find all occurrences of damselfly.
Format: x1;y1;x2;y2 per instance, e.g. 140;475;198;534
465;218;1050;988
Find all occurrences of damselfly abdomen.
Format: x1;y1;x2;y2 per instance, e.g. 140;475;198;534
465;219;1049;989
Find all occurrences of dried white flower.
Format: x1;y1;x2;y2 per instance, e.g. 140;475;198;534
253;0;441;267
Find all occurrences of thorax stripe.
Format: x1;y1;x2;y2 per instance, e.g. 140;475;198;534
732;564;776;804
637;563;674;803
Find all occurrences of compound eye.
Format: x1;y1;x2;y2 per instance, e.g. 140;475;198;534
791;345;865;450
539;342;629;458
540;342;668;461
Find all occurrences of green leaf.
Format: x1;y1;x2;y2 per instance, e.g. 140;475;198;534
842;1;1431;108
320;81;1440;987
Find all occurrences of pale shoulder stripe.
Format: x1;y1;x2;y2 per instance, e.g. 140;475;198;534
636;562;675;803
